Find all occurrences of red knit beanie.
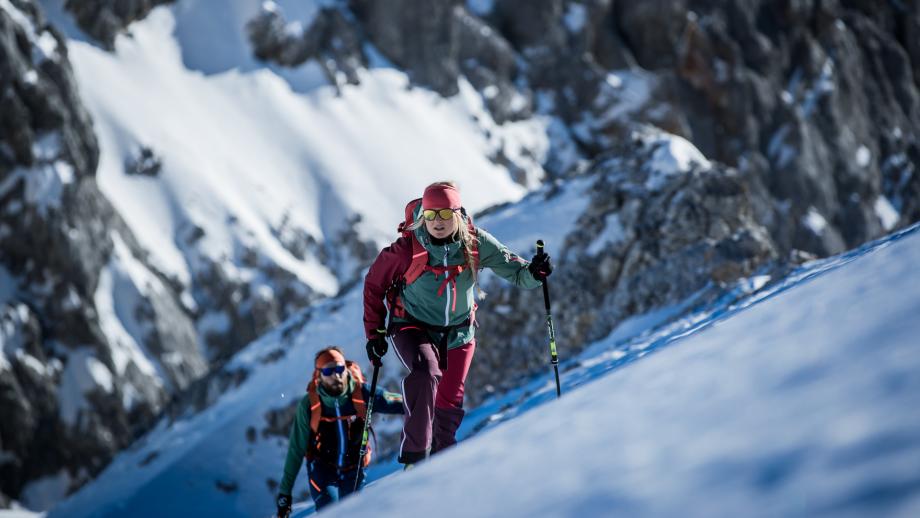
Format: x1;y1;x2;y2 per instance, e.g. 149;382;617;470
422;183;462;210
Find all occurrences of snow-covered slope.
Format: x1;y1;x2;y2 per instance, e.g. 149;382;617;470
46;224;920;517
331;224;920;518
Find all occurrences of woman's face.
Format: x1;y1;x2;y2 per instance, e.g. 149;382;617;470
425;210;458;240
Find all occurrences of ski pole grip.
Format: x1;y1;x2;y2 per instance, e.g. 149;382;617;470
536;239;545;257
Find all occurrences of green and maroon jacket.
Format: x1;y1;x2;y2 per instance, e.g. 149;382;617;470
363;218;543;349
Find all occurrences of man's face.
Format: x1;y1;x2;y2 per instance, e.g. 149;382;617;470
319;361;346;395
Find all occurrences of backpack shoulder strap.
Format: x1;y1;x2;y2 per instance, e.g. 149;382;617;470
309;366;369;431
307;379;321;433
348;363;367;421
346;360;365;383
403;233;429;285
395;197;430;288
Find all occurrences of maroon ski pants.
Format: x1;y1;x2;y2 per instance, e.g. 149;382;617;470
391;327;475;463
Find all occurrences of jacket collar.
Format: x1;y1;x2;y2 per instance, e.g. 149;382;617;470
316;374;355;407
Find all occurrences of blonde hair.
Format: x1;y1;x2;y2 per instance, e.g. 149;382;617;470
409;182;484;298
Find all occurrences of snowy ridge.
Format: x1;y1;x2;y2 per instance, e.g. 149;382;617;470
68;5;546;293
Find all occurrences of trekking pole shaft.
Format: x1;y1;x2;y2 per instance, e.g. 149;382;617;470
536;240;561;398
354;363;380;492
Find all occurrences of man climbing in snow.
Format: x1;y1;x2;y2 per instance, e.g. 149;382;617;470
363;181;553;469
275;346;403;516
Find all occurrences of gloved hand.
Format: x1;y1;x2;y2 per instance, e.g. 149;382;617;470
276;493;292;518
528;252;554;281
366;331;388;367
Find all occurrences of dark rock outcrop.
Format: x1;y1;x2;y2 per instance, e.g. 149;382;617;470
248;1;538;122
247;4;366;93
124;146;161;177
659;1;920;255
351;0;462;95
63;0;173;50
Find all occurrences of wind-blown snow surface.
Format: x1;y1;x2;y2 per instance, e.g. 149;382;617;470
45;216;920;517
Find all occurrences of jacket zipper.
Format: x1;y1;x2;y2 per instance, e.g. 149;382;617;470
334;401;345;468
443;245;450;325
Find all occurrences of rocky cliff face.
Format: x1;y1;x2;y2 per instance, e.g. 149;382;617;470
656;0;920;255
0;0;204;507
252;0;919;253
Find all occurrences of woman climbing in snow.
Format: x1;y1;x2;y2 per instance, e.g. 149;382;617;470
362;181;553;467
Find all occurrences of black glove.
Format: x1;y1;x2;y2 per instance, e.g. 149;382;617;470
276;493;292;518
366;333;388;367
528;252;553;281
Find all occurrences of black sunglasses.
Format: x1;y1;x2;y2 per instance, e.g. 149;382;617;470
320;365;346;376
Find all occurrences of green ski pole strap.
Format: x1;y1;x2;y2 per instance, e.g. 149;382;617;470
546;314;558;363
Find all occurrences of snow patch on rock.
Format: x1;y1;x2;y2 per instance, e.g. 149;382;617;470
93;236;165;396
564;3;587;33
874;196;899;231
856;145;872;168
58;349;116;426
804;207;828;235
586;213;626;256
645;134;711;190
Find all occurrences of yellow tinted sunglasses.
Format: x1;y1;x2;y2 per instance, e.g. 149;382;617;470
422;208;457;221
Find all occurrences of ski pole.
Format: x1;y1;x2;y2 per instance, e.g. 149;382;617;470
353;361;380;492
536;240;562;398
